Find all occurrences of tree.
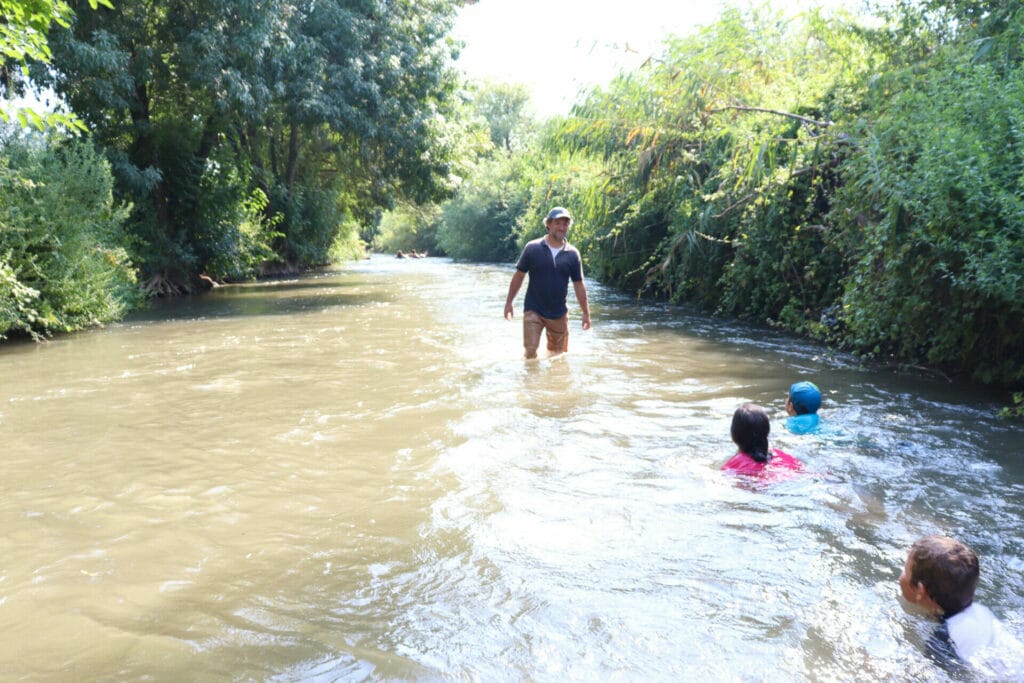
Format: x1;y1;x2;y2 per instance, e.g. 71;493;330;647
546;6;871;314
43;0;464;290
0;0;110;131
829;43;1024;382
0;132;141;338
471;80;533;152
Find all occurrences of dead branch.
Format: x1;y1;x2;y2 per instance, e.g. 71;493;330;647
708;106;832;129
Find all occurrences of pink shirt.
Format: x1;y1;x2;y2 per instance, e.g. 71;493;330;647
721;448;804;478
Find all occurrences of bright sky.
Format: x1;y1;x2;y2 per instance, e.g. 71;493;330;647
452;0;865;119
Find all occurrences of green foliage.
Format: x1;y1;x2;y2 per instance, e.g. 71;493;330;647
469;80;535;152
0;132;141;337
718;180;844;333
327;214;366;262
547;5;872;321
375;202;442;255
999;392;1024;420
274;184;348;267
0;0;102;132
830;44;1024;383
40;0;463;284
198;184;281;282
2;0;1021;391
432;128;610;264
0;256;41;338
1;0;71;63
522;0;1024;385
391;74;541;262
436;153;526;262
865;0;1023;65
511;140;610;248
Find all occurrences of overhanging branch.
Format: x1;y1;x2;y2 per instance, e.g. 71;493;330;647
709;105;832;129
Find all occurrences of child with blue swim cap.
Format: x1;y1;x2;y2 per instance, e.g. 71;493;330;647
785;381;821;434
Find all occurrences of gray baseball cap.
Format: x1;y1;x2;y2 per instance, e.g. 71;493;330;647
544;206;572;224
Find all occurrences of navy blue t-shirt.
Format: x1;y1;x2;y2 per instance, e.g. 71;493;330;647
515;237;583;319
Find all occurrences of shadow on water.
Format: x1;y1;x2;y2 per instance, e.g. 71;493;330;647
126;274;390;323
599;286;1012;411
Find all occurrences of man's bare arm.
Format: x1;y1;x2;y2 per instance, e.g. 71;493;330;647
573;279;591;330
504;270;526;320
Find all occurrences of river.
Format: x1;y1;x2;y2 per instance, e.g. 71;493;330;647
1;255;1022;681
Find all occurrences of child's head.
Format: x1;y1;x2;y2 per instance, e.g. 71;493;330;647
731;402;770;463
899;535;979;617
787;381;822;416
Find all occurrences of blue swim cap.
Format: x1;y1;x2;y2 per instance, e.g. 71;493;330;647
789;381;822;414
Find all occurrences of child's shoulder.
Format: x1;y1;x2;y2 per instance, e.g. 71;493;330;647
769;448;803;470
785;413;819;434
948;603;1024;668
721;452;760;474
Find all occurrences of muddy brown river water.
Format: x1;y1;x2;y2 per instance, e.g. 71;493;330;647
2;255;1022;681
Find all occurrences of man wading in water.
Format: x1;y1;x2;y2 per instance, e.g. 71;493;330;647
504;206;591;359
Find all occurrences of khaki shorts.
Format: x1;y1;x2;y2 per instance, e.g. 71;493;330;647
523;310;569;358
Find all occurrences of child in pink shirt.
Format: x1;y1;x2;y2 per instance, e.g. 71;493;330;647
721;402;803;478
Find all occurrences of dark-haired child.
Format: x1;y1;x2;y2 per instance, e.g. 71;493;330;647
899;535;1024;673
721;403;803;477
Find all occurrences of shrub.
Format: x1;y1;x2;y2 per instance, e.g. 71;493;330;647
0;132;142;338
375;202;442;255
437;154;529;262
831;49;1024;382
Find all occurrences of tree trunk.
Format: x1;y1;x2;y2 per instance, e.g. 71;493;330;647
197;115;217;161
130;77;174;239
241;123;275;222
286;120;299;201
